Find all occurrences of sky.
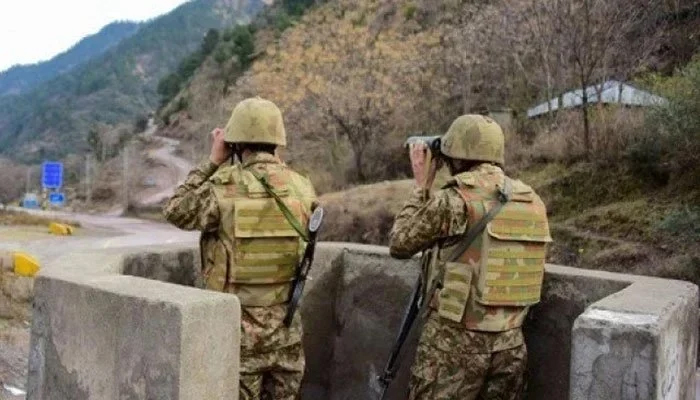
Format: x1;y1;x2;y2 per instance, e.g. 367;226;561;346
0;0;191;72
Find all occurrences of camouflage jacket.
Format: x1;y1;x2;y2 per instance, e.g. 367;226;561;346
389;163;529;352
164;153;316;296
164;152;316;351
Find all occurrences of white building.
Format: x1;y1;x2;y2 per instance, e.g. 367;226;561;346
527;80;668;118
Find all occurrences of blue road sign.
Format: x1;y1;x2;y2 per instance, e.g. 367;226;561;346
42;162;63;189
49;192;65;207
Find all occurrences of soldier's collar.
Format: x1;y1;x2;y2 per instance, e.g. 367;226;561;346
442;163;503;188
241;152;283;168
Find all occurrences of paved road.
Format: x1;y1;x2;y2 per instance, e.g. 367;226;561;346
0;208;199;399
0;208;198;263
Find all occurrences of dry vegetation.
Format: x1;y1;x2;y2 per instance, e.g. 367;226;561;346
161;0;698;189
157;0;699;284
0;210;78;227
319;179;413;244
0;159;27;204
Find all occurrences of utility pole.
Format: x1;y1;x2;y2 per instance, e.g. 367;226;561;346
25;167;32;194
122;146;129;209
85;154;93;206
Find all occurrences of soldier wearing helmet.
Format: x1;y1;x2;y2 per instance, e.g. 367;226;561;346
164;97;317;400
390;115;551;400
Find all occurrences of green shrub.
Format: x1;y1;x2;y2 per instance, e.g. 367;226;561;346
231;25;255;68
274;11;294;32
657;206;700;241
402;2;418;20
630;55;700;180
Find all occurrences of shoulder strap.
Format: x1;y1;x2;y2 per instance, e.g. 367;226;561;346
250;170;310;242
446;178;512;262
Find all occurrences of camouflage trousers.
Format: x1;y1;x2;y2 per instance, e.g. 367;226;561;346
238;304;305;400
409;314;527;400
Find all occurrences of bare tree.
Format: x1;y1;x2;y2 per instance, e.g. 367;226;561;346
309;43;395;182
503;0;567;116
555;0;665;155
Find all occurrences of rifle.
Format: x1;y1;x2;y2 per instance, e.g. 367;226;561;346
373;253;429;400
374;180;512;399
284;206;325;327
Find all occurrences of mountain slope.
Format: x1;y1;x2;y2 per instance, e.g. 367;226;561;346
0;21;141;97
159;0;700;193
0;0;267;162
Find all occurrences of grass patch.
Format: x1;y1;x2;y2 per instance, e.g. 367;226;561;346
319;180;412;245
568;200;663;242
0;210;79;227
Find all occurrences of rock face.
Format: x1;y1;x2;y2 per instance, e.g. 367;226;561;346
26;242;699;400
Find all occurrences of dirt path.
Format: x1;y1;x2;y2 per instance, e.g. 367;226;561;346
134;134;194;207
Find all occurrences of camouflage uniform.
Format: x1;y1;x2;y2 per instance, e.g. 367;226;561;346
390;115;550;400
164;152;316;400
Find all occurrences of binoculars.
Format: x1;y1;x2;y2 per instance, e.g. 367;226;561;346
404;135;442;154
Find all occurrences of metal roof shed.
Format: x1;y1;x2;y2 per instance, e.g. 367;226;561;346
527;80;668;118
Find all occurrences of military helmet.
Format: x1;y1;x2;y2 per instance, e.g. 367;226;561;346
224;97;286;146
440;114;504;165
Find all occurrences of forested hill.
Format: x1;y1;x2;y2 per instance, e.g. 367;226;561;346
0;21;141;97
0;0;267;162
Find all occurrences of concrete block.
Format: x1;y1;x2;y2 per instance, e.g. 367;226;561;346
27;273;240;400
571;280;698;400
122;247;202;287
524;266;631;399
299;245;345;399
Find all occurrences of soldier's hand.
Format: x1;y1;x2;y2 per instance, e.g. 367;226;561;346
410;143;440;190
209;128;231;165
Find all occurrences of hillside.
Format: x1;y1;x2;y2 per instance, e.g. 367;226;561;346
159;0;700;192
0;0;268;162
0;21;141;97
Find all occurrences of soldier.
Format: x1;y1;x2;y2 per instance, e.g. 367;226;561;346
389;115;551;400
163;97;317;400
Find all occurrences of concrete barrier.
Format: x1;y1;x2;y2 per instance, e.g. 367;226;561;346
26;246;240;400
301;243;698;400
27;242;698;400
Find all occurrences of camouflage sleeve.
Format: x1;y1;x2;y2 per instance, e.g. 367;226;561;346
389;186;468;259
162;160;221;232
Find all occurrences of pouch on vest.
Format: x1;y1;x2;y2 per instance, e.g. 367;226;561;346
437;261;473;322
231;183;304;287
475;183;551;307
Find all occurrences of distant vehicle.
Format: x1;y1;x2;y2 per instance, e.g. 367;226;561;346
22;193;40;209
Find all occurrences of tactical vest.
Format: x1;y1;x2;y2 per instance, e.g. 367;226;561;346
434;167;551;331
208;162;308;307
